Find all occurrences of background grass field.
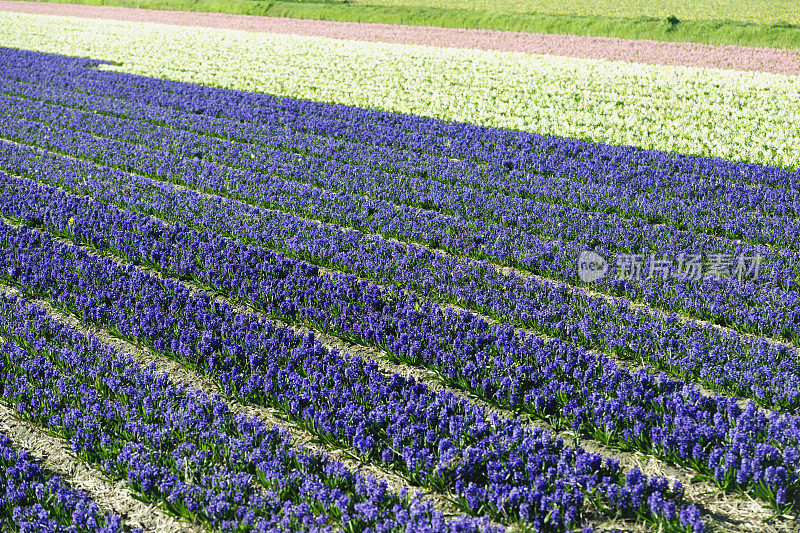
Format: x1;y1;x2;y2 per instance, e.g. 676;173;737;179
351;0;800;26
10;0;800;49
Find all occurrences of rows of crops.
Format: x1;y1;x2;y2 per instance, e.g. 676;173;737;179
0;18;797;532
1;11;799;169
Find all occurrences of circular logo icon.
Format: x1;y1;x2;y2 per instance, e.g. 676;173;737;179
577;251;608;283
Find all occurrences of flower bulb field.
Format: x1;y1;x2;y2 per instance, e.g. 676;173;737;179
0;1;798;532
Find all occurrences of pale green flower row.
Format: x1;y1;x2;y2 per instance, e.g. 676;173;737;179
0;11;798;168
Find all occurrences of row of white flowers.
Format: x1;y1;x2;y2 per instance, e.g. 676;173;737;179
0;11;797;168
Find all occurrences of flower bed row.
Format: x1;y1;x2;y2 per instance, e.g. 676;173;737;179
3;56;799;252
0;216;702;531
6;50;796;238
4;94;800;349
1;169;798;514
7;87;800;261
0;434;123;532
3;136;799;413
3;71;798;234
0;296;495;533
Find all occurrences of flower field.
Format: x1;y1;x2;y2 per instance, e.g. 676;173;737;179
0;2;797;532
1;12;800;168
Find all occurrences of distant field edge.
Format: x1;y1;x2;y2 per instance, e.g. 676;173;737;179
5;0;800;50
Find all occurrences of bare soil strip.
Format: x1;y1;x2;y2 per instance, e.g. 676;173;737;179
0;0;797;75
